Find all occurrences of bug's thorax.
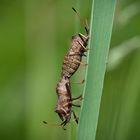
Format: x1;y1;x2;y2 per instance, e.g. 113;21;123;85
56;77;70;96
70;35;88;54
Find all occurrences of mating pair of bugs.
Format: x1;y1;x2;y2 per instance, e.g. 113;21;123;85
43;8;89;130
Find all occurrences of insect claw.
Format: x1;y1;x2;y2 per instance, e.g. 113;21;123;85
63;127;67;130
61;122;67;130
72;104;81;107
71;79;85;84
86;47;90;51
81;79;85;84
83;54;87;57
72;111;79;124
72;95;83;101
80;96;84;100
83;63;88;67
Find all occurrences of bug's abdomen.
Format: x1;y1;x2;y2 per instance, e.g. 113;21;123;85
61;54;81;78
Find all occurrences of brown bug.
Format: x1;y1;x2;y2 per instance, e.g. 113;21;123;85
55;76;82;128
61;8;89;78
43;76;82;130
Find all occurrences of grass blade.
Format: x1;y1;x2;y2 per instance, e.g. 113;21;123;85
77;0;116;140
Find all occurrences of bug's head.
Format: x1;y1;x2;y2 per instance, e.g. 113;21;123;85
55;107;65;120
55;106;71;125
71;35;77;40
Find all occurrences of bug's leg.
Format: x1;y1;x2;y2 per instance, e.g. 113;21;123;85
83;54;87;57
68;53;81;56
85;26;88;35
72;95;83;105
68;52;87;57
71;80;85;84
60;121;67;130
72;104;81;107
62;127;67;130
77;40;89;51
73;59;88;67
85;19;89;35
72;95;83;101
69;53;87;58
72;111;79;124
60;120;66;126
79;33;89;40
57;113;64;121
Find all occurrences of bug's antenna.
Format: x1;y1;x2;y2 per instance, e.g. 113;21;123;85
85;19;89;34
43;121;61;126
72;7;83;27
72;7;89;34
72;7;83;24
43;121;66;130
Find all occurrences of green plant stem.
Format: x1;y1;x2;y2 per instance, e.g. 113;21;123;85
77;0;116;140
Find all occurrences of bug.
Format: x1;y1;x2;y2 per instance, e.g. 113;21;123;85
61;8;89;79
43;76;82;130
55;76;82;129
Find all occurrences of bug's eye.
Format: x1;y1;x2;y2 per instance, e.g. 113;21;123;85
72;35;76;39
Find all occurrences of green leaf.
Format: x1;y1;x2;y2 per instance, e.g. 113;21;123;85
77;0;116;140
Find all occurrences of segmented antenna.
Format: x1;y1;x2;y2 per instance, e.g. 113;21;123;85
43;121;66;130
72;7;89;34
72;7;83;25
43;121;61;126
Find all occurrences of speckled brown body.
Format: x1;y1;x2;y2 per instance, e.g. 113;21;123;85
55;76;72;126
61;34;89;78
55;76;81;127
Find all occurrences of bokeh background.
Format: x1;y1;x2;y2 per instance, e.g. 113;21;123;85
0;0;140;140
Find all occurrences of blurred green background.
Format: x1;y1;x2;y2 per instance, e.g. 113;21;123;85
0;0;140;140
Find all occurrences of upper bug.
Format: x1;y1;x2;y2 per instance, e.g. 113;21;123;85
61;8;89;78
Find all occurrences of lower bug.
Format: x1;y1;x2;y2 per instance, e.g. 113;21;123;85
55;76;82;129
43;76;82;130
